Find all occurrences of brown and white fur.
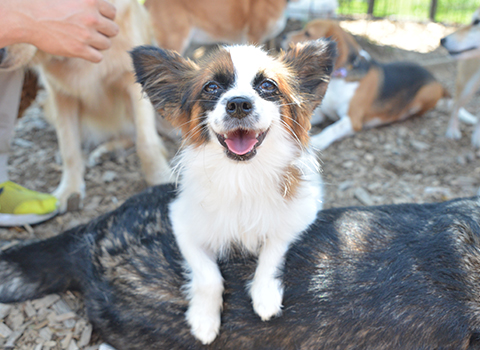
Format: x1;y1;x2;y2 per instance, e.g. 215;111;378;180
144;0;291;54
441;7;480;147
131;39;335;344
283;20;447;150
0;0;172;213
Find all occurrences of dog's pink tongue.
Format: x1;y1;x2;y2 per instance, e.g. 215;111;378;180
225;129;258;155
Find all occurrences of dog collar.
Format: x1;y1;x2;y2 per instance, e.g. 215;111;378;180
332;67;347;78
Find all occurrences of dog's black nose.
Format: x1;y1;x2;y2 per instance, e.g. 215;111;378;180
440;37;446;46
226;97;253;118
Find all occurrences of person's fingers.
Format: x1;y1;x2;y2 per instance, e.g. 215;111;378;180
96;15;119;38
98;0;117;21
88;32;113;51
81;46;104;63
74;0;118;62
85;48;103;63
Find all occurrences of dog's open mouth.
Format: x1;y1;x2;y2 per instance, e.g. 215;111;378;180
216;128;268;161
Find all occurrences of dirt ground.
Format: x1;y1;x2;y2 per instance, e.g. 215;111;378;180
1;18;479;350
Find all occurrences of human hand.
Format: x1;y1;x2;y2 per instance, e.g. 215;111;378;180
0;0;120;63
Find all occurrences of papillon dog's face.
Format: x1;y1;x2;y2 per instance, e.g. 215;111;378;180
202;45;290;161
131;40;335;160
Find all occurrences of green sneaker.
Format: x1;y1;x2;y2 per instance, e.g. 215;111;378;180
0;181;58;227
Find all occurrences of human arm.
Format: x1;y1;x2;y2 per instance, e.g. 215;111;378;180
0;0;119;63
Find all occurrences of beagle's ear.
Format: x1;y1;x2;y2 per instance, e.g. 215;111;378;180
279;39;336;104
130;45;199;121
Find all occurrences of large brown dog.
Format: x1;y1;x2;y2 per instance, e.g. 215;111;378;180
0;0;172;213
144;0;290;53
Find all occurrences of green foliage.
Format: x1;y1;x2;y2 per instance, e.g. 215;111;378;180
337;0;477;24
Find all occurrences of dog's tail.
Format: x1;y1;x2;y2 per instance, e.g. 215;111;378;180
0;229;83;303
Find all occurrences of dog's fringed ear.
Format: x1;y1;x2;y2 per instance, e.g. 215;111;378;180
130;45;198;121
279;39;337;105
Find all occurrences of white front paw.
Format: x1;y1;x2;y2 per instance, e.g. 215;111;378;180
52;182;85;213
310;133;329;151
445;125;461;140
186;300;221;345
250;278;284;321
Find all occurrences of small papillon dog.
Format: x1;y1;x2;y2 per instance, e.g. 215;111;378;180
130;39;335;344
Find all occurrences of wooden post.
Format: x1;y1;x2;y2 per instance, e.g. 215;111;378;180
430;0;438;21
367;0;375;16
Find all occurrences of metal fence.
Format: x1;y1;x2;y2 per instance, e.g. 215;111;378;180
338;0;478;24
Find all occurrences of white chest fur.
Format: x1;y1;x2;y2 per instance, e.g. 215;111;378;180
170;139;322;255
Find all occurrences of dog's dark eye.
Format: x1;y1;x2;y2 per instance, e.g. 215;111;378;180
473;18;480;25
259;80;277;92
204;82;220;94
304;31;311;38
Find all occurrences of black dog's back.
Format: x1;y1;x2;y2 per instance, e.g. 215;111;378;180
380;61;437;100
2;185;480;349
377;61;440;115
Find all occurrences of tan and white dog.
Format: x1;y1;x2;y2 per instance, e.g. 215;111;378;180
144;0;291;54
0;0;172;213
131;39;335;344
441;7;480;147
283;20;448;150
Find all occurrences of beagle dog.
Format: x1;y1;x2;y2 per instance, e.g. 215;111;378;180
283;20;447;150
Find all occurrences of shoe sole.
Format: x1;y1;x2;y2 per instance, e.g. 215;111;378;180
0;210;58;227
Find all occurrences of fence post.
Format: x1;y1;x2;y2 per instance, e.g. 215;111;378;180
367;0;375;16
430;0;438;21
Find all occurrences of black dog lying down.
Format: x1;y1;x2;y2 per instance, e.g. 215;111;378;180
1;184;480;349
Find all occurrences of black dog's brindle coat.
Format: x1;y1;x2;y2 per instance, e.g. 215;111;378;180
1;184;480;349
